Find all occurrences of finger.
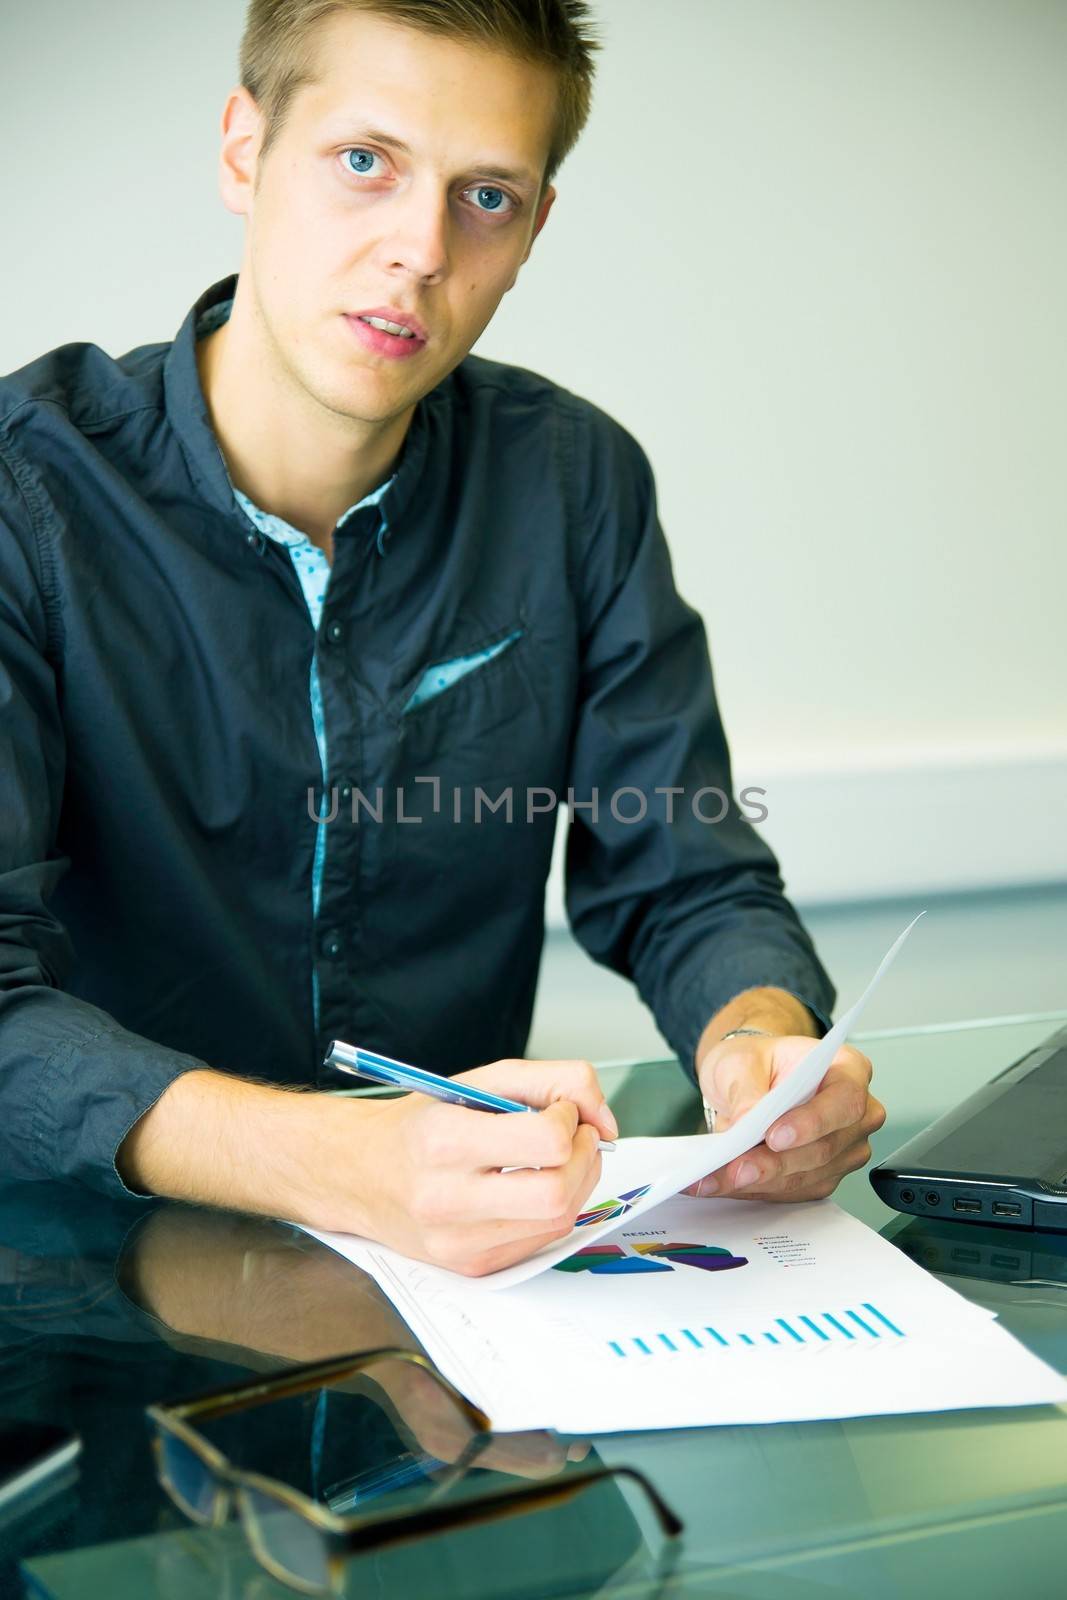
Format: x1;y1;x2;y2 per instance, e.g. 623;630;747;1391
410;1119;602;1231
414;1096;582;1175
764;1064;872;1154
379;1372;482;1462
682;1140;786;1199
716;1128;877;1200
723;1091;883;1190
462;1059;618;1141
738;1126;857;1186
465;1432;574;1480
477;1123;603;1224
685;1099;880;1197
685;1069;882;1201
728;1137;875;1203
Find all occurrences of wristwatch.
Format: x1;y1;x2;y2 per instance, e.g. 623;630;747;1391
702;1027;774;1133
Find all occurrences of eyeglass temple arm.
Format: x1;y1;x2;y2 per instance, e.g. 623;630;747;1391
338;1463;685;1554
156;1347;490;1432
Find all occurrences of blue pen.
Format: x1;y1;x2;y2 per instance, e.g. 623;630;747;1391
324;1041;617;1152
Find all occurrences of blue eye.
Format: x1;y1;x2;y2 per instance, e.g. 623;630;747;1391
471;186;509;214
343;148;380;175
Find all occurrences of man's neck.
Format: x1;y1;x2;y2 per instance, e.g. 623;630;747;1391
194;288;413;554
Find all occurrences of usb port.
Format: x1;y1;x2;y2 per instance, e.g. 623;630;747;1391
952;1247;981;1263
992;1202;1022;1218
991;1253;1021;1271
953;1197;981;1214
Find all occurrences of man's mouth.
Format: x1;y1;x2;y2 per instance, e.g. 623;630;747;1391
349;305;429;341
358;315;417;340
343;309;429;360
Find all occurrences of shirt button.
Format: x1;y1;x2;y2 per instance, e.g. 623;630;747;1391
325;619;344;644
322;930;344;960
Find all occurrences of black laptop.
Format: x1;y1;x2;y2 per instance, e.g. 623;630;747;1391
870;1020;1067;1232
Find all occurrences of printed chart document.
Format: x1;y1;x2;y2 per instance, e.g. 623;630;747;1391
317;1196;1067;1433
301;914;1067;1431
308;915;922;1291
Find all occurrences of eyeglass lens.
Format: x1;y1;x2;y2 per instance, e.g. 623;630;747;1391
241;1483;333;1594
158;1428;219;1522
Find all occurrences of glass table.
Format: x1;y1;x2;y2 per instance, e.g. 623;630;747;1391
3;1011;1067;1599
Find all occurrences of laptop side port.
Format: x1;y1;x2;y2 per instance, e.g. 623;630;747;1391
992;1201;1022;1218
953;1197;981;1214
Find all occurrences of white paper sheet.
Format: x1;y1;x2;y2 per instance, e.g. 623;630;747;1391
306;914;925;1291
318;1196;1067;1433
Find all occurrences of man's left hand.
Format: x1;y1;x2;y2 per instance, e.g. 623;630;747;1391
686;1036;885;1202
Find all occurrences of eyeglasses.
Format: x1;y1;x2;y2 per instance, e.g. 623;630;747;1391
146;1347;683;1595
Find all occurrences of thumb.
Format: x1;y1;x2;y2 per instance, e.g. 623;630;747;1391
702;1039;774;1126
539;1098;580;1142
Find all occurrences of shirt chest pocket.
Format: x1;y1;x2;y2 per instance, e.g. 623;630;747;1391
402;625;524;716
393;619;560;789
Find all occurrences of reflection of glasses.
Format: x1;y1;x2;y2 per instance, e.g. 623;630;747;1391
146;1348;683;1596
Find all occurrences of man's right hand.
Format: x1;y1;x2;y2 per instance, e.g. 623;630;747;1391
117;1058;615;1278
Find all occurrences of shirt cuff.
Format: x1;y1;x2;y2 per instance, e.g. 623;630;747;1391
29;1019;208;1198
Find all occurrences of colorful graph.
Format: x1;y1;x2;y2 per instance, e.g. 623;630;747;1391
632;1241;749;1272
606;1301;907;1358
556;1244;672;1276
555;1240;749;1277
573;1185;652;1228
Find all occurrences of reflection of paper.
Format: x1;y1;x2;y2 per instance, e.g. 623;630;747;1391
305;915;922;1292
315;1196;1067;1434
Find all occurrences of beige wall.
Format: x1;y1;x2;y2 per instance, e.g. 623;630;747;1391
4;0;1065;902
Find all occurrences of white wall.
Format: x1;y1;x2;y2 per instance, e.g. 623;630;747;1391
3;0;1065;906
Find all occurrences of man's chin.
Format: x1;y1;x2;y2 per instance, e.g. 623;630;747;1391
298;364;413;428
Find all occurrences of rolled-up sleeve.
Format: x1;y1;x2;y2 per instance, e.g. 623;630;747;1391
563;405;836;1078
0;443;206;1194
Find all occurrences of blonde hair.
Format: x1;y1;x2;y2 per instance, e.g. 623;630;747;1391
239;0;601;192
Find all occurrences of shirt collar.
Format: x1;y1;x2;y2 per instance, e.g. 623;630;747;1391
163;272;436;544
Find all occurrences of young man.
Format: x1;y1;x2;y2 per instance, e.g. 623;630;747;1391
0;1;883;1274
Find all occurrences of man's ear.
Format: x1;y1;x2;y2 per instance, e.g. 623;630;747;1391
217;86;265;217
505;185;557;291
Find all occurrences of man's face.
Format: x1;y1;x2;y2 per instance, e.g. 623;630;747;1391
226;9;559;425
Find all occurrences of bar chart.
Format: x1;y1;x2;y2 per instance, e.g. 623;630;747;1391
606;1301;906;1359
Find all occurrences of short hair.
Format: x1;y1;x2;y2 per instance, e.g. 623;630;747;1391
239;0;602;192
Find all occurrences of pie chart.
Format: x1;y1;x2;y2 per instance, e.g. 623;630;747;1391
555;1241;749;1276
632;1241;749;1272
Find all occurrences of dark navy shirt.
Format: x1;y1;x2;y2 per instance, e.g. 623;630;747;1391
0;272;835;1196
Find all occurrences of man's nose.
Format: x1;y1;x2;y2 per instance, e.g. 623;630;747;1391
382;179;452;282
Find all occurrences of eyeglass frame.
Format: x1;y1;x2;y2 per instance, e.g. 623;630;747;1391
146;1346;683;1595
